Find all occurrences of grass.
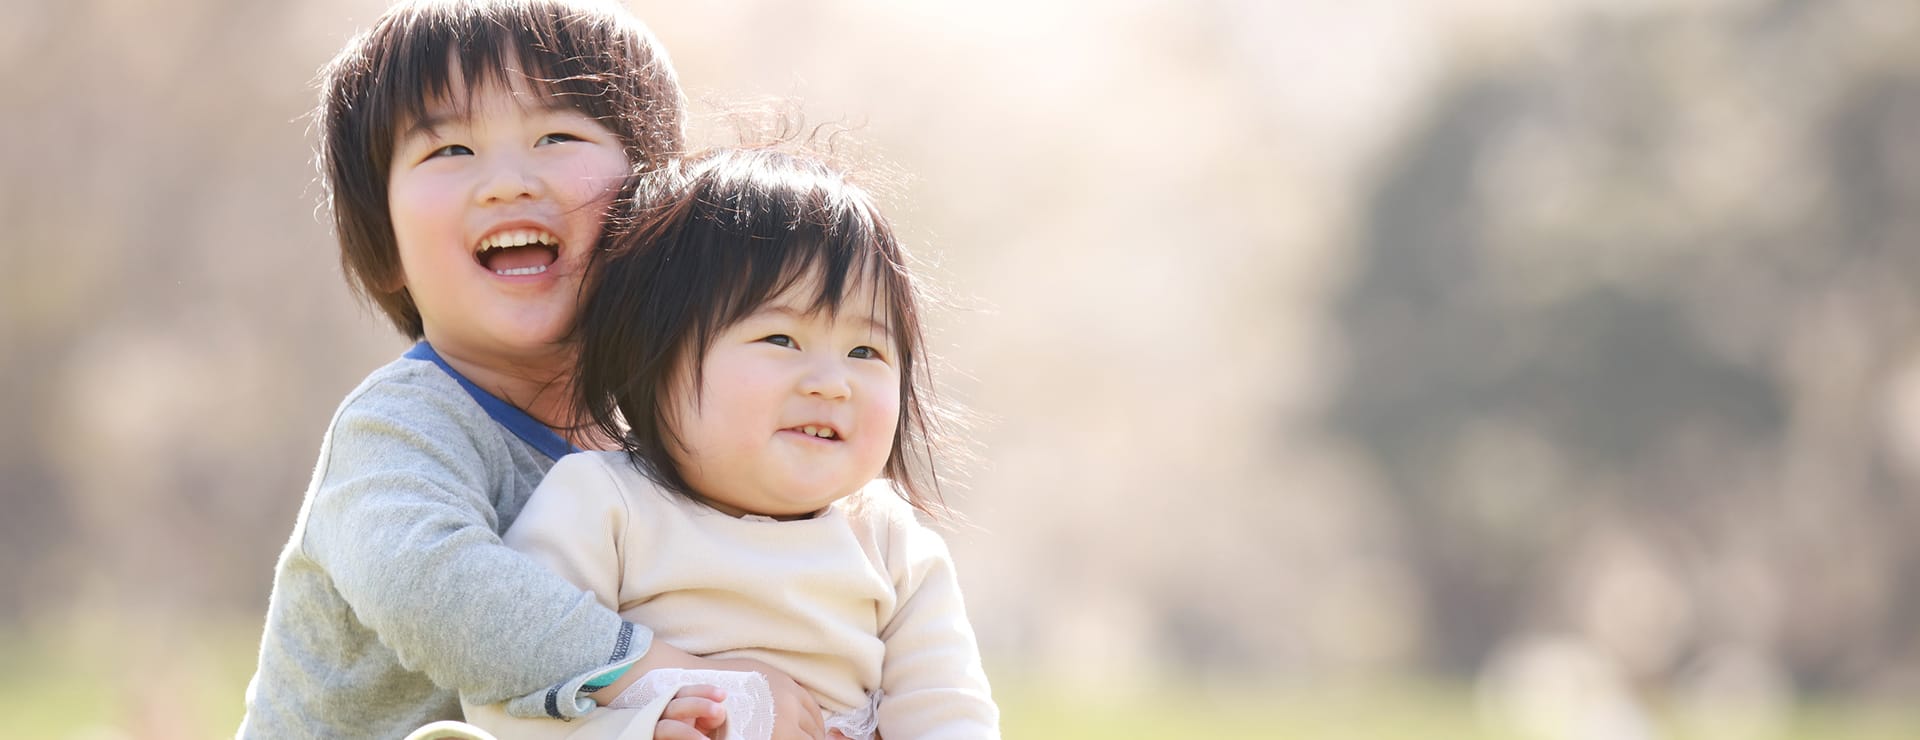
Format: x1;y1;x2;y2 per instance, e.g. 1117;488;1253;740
994;675;1510;740
2;622;1916;739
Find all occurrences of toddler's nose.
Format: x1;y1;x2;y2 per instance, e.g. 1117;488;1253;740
800;362;853;400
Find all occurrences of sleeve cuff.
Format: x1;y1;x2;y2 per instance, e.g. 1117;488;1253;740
511;621;655;720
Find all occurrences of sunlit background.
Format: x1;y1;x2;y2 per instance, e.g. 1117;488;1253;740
5;0;1920;737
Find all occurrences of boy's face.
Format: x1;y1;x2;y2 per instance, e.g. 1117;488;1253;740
664;274;902;519
387;62;630;374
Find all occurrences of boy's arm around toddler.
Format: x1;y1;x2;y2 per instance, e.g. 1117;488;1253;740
300;373;634;717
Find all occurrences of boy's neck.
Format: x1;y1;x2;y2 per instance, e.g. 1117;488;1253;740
430;343;580;439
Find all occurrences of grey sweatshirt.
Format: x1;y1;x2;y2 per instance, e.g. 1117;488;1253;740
239;345;643;739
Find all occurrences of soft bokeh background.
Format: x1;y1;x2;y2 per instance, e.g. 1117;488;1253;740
5;0;1919;737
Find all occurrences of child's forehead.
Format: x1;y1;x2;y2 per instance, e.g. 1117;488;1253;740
398;53;574;131
411;84;571;128
752;270;897;328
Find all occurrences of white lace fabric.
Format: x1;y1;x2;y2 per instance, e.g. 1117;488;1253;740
607;669;776;740
606;669;884;740
822;689;884;740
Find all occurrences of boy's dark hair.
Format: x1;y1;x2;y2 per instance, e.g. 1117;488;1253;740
577;147;949;517
318;0;684;338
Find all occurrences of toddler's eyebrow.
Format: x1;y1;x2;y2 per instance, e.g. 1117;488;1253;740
756;304;893;337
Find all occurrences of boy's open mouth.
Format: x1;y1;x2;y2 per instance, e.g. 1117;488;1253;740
476;229;559;276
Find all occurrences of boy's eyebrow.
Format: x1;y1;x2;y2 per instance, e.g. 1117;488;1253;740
400;97;585;142
399;115;447;143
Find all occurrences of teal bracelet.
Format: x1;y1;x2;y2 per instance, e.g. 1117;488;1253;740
580;663;632;694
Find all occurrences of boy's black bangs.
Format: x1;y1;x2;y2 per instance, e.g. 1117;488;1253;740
374;5;624;163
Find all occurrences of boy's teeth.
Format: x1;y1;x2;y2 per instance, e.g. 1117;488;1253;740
801;426;835;439
480;229;558;251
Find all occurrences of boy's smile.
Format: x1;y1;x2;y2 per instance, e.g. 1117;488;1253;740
475;225;558;276
385;58;630;383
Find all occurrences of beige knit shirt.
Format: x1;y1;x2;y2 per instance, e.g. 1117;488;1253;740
465;450;998;739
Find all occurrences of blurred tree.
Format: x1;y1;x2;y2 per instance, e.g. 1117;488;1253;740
1327;0;1920;694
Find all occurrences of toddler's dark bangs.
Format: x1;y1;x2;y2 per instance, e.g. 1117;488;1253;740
699;220;900;355
697;159;894;333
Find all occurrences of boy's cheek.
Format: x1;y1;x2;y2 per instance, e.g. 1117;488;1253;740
563;150;633;192
387;178;458;221
574;167;629;199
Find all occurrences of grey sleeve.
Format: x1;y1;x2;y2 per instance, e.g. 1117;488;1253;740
300;379;640;717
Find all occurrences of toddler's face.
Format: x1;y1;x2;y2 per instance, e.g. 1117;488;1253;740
386;56;630;372
664;274;902;519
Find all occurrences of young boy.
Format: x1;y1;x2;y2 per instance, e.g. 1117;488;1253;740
239;2;820;737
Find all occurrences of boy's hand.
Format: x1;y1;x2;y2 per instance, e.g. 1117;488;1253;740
594;641;825;740
654;684;727;740
713;658;824;740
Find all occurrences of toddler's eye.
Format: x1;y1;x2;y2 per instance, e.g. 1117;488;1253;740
849;346;884;361
536;133;582;146
761;335;796;348
428;144;473;158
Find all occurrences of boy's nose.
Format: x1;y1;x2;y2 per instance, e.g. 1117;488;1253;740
476;158;545;203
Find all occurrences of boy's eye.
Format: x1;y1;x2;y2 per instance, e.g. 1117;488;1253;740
427;144;473;158
761;334;796;348
848;346;884;361
536;132;582;146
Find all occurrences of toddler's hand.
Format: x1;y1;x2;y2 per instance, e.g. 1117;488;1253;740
653;683;728;740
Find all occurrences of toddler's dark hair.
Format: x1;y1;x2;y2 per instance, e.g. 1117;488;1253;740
577;147;949;517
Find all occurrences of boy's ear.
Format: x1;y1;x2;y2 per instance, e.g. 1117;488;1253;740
391;287;418;321
378;268;409;293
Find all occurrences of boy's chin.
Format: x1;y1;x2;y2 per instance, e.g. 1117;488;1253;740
484;316;579;351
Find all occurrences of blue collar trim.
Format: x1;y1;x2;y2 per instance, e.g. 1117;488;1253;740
404;341;578;462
